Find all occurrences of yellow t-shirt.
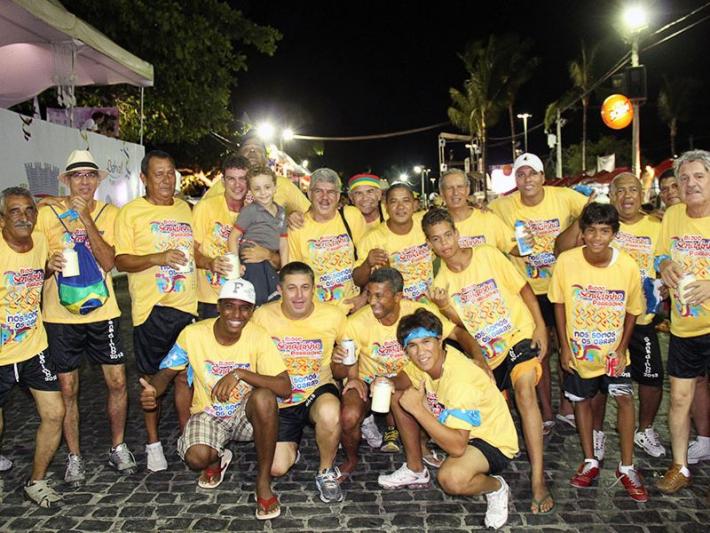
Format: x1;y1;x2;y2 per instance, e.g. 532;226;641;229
0;234;49;365
548;246;643;378
612;215;661;326
356;218;434;302
287;209;364;311
36;201;121;323
346;299;455;383
490;186;587;294
114;197;197;326
192;194;239;304
455;209;515;252
161;319;287;417
252;301;347;407
434;245;534;370
656;203;710;337
204;175;310;215
404;347;518;458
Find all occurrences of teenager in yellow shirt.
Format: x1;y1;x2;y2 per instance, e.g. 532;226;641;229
549;203;647;502
655;150;710;494
422;207;553;514
139;279;290;520
252;262;350;504
353;184;433;302
378;309;517;530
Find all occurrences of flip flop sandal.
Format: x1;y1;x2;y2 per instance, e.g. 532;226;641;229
530;491;555;514
197;449;232;489
255;494;281;520
542;420;556;436
422;449;445;468
556;413;576;429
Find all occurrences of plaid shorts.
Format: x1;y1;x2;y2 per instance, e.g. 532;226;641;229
177;401;253;459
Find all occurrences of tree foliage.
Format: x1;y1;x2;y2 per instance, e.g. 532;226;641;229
658;76;701;157
568;40;600;172
562;135;631;176
63;0;281;145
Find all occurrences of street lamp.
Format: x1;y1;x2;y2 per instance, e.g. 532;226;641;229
398;173;409;182
256;122;275;142
516;113;532;153
413;165;431;208
301;159;309;169
622;3;648;177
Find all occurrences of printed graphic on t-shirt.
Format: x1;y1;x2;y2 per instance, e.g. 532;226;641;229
206;221;232;289
451;278;513;361
569;284;626;363
1;267;43;347
670;234;710;318
365;339;407;381
524;218;561;279
202;360;253;418
273;336;323;406
458;235;486;248
150;220;193;294
390;243;433;301
614;231;654;276
306;233;354;303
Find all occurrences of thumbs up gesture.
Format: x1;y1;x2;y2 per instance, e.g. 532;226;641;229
139;377;158;411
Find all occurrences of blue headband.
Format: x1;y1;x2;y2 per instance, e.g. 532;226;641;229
402;327;439;348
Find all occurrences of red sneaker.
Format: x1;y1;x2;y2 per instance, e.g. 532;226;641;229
570;461;600;488
615;467;649;502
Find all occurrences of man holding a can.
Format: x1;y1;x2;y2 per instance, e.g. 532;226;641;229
656;150;710;493
252;261;350;504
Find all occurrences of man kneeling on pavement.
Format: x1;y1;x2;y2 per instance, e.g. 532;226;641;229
378;308;518;530
139;278;291;520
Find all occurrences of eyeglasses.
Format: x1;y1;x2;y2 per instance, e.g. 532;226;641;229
68;171;99;180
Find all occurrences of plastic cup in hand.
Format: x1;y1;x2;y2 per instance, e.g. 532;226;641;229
340;339;357;365
62;248;80;277
371;378;394;413
678;273;696;305
176;246;192;273
223;253;241;280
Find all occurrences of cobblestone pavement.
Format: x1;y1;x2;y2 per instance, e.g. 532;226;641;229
0;277;707;532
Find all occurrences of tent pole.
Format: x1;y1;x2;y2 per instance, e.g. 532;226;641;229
139;87;144;145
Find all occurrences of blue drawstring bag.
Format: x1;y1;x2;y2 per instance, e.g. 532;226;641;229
51;205;110;315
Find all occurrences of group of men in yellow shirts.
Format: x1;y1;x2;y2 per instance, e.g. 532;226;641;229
1;139;708;527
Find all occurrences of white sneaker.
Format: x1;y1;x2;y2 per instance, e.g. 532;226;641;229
593;430;606;462
145;442;168;472
378;463;430;489
687;437;710;465
0;454;12;472
484;475;510;530
361;414;383;448
634;427;666;458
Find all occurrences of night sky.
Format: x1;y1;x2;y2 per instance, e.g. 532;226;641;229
233;0;710;179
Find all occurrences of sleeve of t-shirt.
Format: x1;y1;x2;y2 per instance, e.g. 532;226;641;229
487;247;526;293
234;204;256;234
333;308;348;344
547;253;566;304
160;330;190;371
113;205;134;256
192;201;207;244
437;381;481;432
566;188;588;218
488;198;506;221
490;213;515;252
278;176;310;214
655;212;672;261
100;205;118;247
255;332;288;377
625;262;644;316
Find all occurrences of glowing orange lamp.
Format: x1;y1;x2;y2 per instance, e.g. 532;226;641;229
601;94;634;130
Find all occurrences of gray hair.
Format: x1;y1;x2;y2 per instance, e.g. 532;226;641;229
674;149;710;177
609;172;641;196
309;168;342;192
0;186;34;216
439;168;468;193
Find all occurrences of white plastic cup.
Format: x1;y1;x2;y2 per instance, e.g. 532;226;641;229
678;273;697;305
62;248;80;277
176;246;192;273
223;253;241;280
340;339;357;365
371;378;394;413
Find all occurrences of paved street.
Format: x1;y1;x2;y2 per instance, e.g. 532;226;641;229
0;276;707;532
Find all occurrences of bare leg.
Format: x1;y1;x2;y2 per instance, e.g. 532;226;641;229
246;388;279;501
174;370;192;433
58;371;80;455
690;376;709;437
615;393;635;466
271;442;298;477
437;446;501;496
339;388;367;476
573;399;594;459
29;390;65;480
537;353;553;422
102;365;128;447
669;377;696;466
144;373;161;444
391;389;425;472
184;443;220;471
591;392;607;431
310;394;341;471
638;384;663;430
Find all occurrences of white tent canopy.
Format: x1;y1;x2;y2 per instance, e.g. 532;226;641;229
0;0;153;108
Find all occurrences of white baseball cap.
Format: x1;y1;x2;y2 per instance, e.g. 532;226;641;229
218;279;256;304
512;153;544;176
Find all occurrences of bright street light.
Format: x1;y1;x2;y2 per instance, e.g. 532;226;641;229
413;165;423;174
256;122;275;141
399;173;409;182
623;4;648;32
301;159;309;169
517;113;532;153
282;128;295;141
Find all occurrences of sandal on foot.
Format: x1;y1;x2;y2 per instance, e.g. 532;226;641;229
542;420;555;436
422;449;445;469
531;491;555;514
556;413;576;429
255;494;280;520
197;449;232;489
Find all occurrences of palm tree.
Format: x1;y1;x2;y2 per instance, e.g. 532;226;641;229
568;40;599;173
658;76;701;157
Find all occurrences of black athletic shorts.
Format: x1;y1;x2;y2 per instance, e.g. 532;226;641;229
468;438;510;475
133;306;195;375
197;302;219;320
45;319;124;373
535;294;556;329
492;339;540;391
628;322;663;387
668;332;710;379
0;350;59;407
277;383;340;443
563;371;633;402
